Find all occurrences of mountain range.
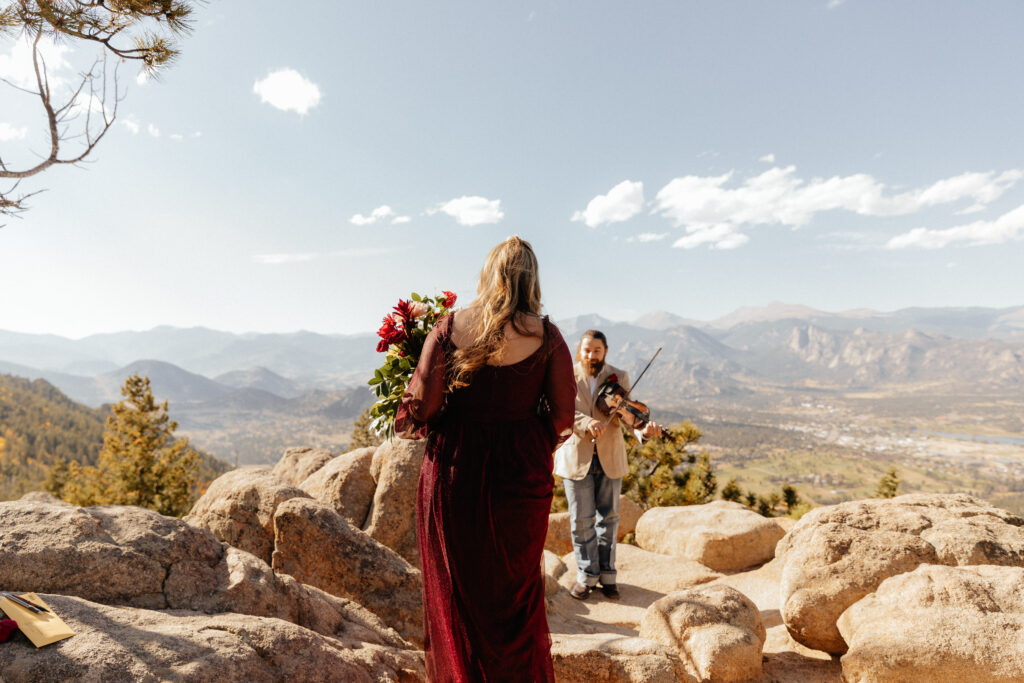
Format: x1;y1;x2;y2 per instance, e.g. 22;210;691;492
0;303;1021;411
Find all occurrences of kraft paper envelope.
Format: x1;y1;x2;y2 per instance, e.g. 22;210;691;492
0;593;75;647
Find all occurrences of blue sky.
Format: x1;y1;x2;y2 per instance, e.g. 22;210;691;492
2;1;1023;337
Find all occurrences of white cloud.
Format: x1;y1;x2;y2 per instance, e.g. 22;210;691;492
253;69;321;115
0;38;71;89
759;153;775;163
170;133;183;141
626;232;668;243
350;205;411;226
827;0;847;8
672;224;750;250
0;122;27;141
147;123;160;137
652;165;1023;250
121;117;140;135
351;205;393;225
430;196;504;226
136;71;150;86
572;180;645;228
886;204;1024;249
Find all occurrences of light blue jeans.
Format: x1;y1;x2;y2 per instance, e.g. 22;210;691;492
564;453;621;587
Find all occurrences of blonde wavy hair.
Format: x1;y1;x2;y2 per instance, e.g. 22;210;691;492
449;236;543;389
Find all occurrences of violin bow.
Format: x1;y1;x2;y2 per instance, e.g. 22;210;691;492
593;346;663;436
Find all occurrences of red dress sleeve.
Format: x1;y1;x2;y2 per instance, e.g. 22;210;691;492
542;319;576;449
394;314;451;439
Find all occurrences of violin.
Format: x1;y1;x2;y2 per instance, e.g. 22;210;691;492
589;347;665;441
595;380;653;431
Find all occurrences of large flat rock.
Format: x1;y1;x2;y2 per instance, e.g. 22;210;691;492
550;633;695;683
0;594;425;682
549;544;722;633
778;493;1024;654
838;564;1024;682
635;500;786;572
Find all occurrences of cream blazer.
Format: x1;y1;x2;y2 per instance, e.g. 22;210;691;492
553;362;633;481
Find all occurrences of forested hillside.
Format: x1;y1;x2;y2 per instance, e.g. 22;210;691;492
0;374;230;501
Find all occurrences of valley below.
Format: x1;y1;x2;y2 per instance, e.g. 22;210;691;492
659;387;1024;514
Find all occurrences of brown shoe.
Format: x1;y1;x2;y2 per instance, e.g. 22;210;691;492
600;584;620;600
569;582;592;600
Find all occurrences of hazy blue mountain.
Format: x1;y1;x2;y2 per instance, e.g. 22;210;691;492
189;387;291;412
215;366;307;399
632;311;703;330
76;326;240;367
98;360;233;405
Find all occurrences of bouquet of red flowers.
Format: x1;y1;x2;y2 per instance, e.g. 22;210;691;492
368;290;457;438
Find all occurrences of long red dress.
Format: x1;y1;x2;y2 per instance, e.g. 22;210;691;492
394;313;576;682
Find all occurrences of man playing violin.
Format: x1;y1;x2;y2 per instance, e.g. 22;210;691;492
554;329;661;600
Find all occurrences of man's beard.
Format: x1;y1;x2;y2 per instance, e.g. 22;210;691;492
582;359;605;377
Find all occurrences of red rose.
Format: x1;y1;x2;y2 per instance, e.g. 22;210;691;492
0;618;17;643
377;315;398;339
607;373;618;384
376;315;407;352
442;290;457;308
393;299;414;326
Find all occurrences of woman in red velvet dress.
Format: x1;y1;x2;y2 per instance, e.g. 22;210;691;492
394;236;576;682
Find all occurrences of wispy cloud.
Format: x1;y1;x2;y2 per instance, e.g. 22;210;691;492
253;247;393;264
654;166;1023;250
759;153;775;163
672;225;749;250
429;196;504;226
253;68;321;115
887;204;1024;249
120;116;140;135
350;205;410;226
147;123;160;138
0;122;27;141
572;180;645;228
827;0;847;8
626;232;668;243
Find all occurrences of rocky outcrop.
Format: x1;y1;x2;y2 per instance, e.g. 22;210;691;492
271;446;337;486
778;493;1024;654
184;466;310;564
618;495;643;539
0;594;425;682
299;445;377;527
0;497;413;647
639;584;766;683
545;511;573;555
542;549;567;597
838;564;1024;682
635;500;786;571
550;633;695;683
272;497;424;646
363;438;425;567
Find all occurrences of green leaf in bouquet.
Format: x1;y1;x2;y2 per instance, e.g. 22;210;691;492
411;292;421;301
